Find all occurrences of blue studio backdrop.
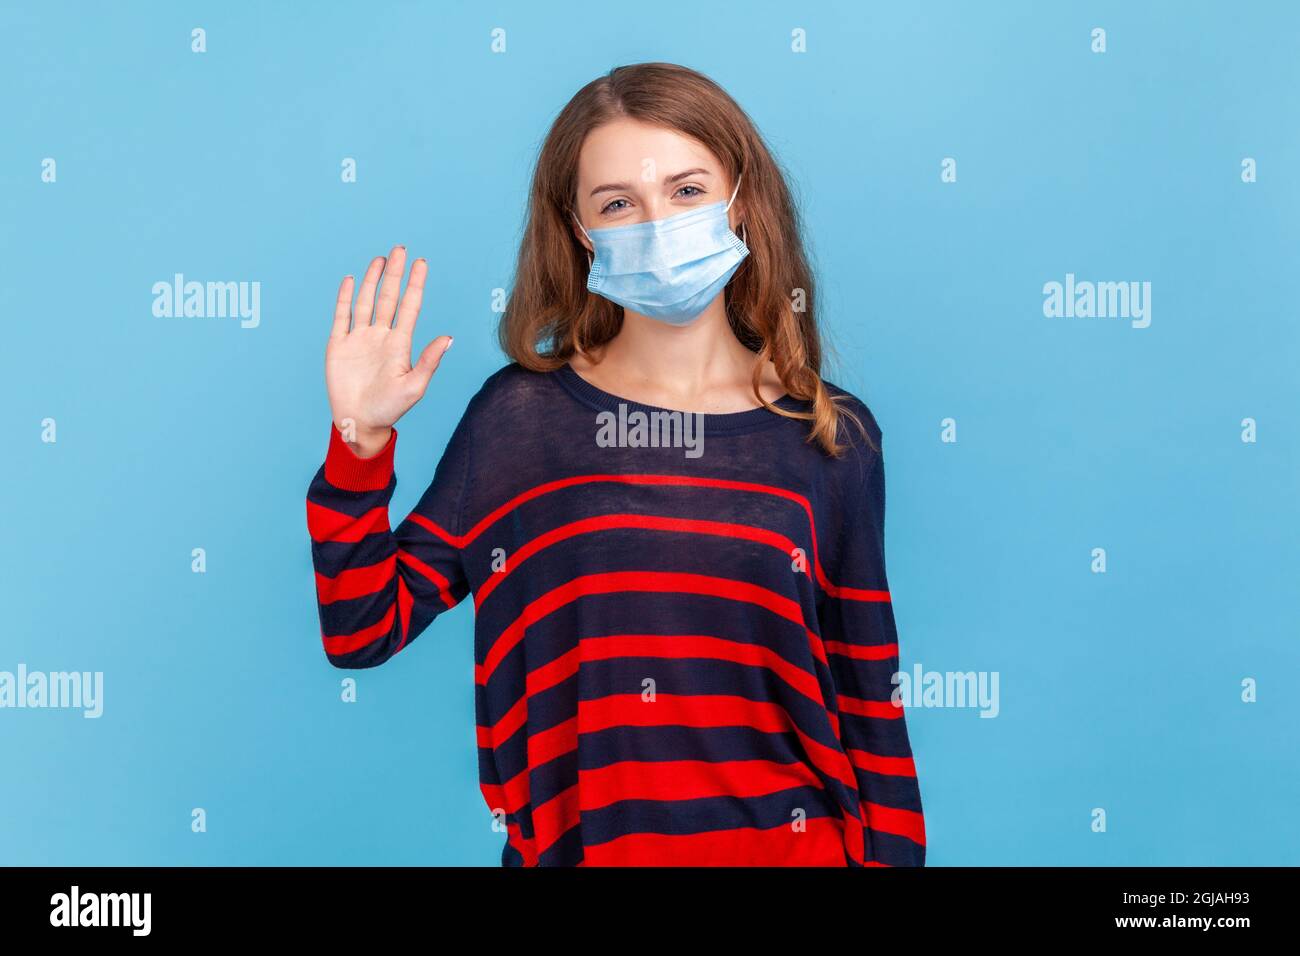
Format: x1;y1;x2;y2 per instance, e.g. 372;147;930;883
1;1;1297;865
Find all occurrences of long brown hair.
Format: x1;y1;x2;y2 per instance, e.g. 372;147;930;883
498;62;868;457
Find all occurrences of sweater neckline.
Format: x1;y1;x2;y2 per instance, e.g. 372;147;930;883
553;361;806;435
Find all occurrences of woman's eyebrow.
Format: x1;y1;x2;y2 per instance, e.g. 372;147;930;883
589;168;714;197
664;167;712;185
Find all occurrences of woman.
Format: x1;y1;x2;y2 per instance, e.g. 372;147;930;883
307;62;926;867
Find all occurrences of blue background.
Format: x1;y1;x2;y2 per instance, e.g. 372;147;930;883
1;0;1296;865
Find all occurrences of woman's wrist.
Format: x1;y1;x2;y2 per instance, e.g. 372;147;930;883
337;422;393;459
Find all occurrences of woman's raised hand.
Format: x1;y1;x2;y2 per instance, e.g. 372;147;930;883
326;245;453;457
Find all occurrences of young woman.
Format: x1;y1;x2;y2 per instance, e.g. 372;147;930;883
307;63;926;867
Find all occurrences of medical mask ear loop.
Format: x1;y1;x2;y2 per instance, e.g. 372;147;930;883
724;174;742;212
571;173;745;269
725;175;746;246
572;215;595;267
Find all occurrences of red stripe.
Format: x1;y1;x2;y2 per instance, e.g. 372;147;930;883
832;586;891;601
847;747;918;778
581;634;825;703
478;695;529;750
395;577;413;651
527;716;578;768
474;513;801;610
477;571;823;686
315;554;395;604
402;473;889;603
578;757;823;809
579;818;849;866
863;801;926;846
579;693;800;738
322;604;395;656
405;511;458;547
396;548;458;608
837;694;906;720
530;783;581;859
314;551;458;611
306;501;388;543
480;768;530;825
527;646;582;698
824;640;897;661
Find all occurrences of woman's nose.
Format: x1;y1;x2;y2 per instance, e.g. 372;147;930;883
640;196;672;224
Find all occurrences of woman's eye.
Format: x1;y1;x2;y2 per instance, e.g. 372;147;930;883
600;198;630;215
675;185;704;199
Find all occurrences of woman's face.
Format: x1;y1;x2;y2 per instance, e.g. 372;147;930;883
571;117;742;252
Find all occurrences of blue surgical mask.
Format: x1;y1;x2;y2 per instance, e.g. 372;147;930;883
574;175;748;326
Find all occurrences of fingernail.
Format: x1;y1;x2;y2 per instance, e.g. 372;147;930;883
445;337;454;350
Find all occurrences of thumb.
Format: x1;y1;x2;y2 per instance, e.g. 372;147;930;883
410;335;453;392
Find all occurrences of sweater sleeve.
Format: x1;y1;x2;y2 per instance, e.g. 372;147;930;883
822;438;927;866
305;420;471;668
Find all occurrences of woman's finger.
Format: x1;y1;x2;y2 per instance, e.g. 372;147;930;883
374;245;407;327
331;275;355;337
394;258;428;336
409;335;454;394
353;255;387;326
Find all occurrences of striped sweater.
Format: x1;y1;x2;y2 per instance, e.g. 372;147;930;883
306;362;926;866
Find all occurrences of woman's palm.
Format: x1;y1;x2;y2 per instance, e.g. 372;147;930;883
325;246;452;444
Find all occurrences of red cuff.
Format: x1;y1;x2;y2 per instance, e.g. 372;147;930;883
324;423;396;492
